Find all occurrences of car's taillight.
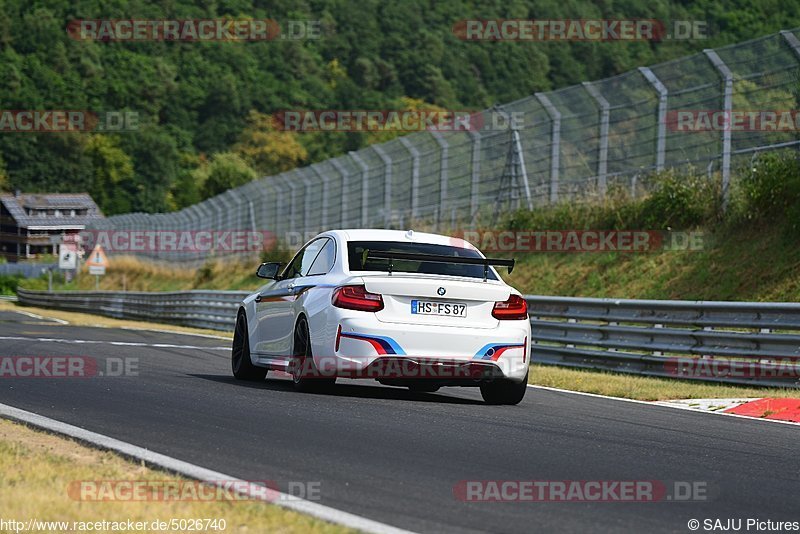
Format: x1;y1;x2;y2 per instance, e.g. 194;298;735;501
332;285;384;312
492;294;528;320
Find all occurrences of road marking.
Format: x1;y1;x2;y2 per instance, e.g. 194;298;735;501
526;384;800;427
11;310;69;325
119;326;232;340
0;335;229;351
0;402;416;534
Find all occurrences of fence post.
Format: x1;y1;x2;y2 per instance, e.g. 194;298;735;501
209;200;230;256
638;66;668;172
212;197;227;233
257;181;277;242
330;159;349;228
310;165;329;230
270;180;283;237
399;137;420;220
270;179;283;236
372;145;392;227
515;130;532;210
430;131;448;229
535;93;561;204
582;81;609;197
172;211;188;262
496;109;533;211
247;200;257;236
468;129;481;225
349;151;369;227
217;193;233;231
276;175;297;235
299;171;313;234
704;49;733;211
196;204;213;258
186;206;201;252
227;188;248;231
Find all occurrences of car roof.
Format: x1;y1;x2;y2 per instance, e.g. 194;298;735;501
320;229;478;250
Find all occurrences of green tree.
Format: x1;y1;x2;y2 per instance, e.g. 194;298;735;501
0;154;8;192
85;135;135;215
199;152;257;200
234;111;308;176
168;152;204;210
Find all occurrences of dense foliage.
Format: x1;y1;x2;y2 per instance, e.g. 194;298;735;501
1;0;798;215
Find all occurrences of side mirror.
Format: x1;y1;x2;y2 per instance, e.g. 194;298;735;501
256;262;283;280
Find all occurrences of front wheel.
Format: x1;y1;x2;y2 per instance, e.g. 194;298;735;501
232;311;267;381
480;371;528;405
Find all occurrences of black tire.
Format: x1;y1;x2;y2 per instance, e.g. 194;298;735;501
480;371;528;405
232;311;268;381
291;316;335;392
408;384;440;393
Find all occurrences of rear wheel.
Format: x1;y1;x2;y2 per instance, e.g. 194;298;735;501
480;371;528;405
291;317;335;392
232;311;267;381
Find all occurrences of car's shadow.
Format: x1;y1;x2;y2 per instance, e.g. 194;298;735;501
189;373;485;405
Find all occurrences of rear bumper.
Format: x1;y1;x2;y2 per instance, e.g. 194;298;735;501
320;316;530;382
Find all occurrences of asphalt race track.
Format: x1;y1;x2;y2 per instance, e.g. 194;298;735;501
0;309;798;533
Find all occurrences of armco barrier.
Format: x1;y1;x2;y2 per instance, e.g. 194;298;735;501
527;295;800;388
14;289;800;388
16;288;249;331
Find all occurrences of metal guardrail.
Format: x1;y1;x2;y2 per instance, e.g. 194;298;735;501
16;288;249;331
14;289;800;388
527;296;800;388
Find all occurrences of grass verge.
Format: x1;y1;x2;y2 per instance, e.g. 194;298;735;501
0;418;353;533
529;364;800;401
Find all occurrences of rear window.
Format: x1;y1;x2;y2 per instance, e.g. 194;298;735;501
347;241;498;280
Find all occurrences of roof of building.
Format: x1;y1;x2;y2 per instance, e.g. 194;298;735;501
0;192;104;228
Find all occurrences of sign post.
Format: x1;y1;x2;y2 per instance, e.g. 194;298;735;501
86;245;109;290
60;234;83;284
58;242;78;284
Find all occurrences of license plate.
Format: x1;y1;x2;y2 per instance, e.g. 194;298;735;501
411;300;467;317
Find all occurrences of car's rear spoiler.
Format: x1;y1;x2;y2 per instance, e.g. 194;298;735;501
365;250;514;281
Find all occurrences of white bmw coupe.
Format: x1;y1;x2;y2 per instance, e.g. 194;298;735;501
231;229;531;404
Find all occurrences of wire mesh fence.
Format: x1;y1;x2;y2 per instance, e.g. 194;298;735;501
90;27;800;262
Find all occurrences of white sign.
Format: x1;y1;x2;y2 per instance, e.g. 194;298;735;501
58;245;77;270
88;265;106;276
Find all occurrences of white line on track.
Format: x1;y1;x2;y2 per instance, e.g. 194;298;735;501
0;402;416;534
118;326;232;340
0;335;229;351
526;384;800;427
10;310;69;325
